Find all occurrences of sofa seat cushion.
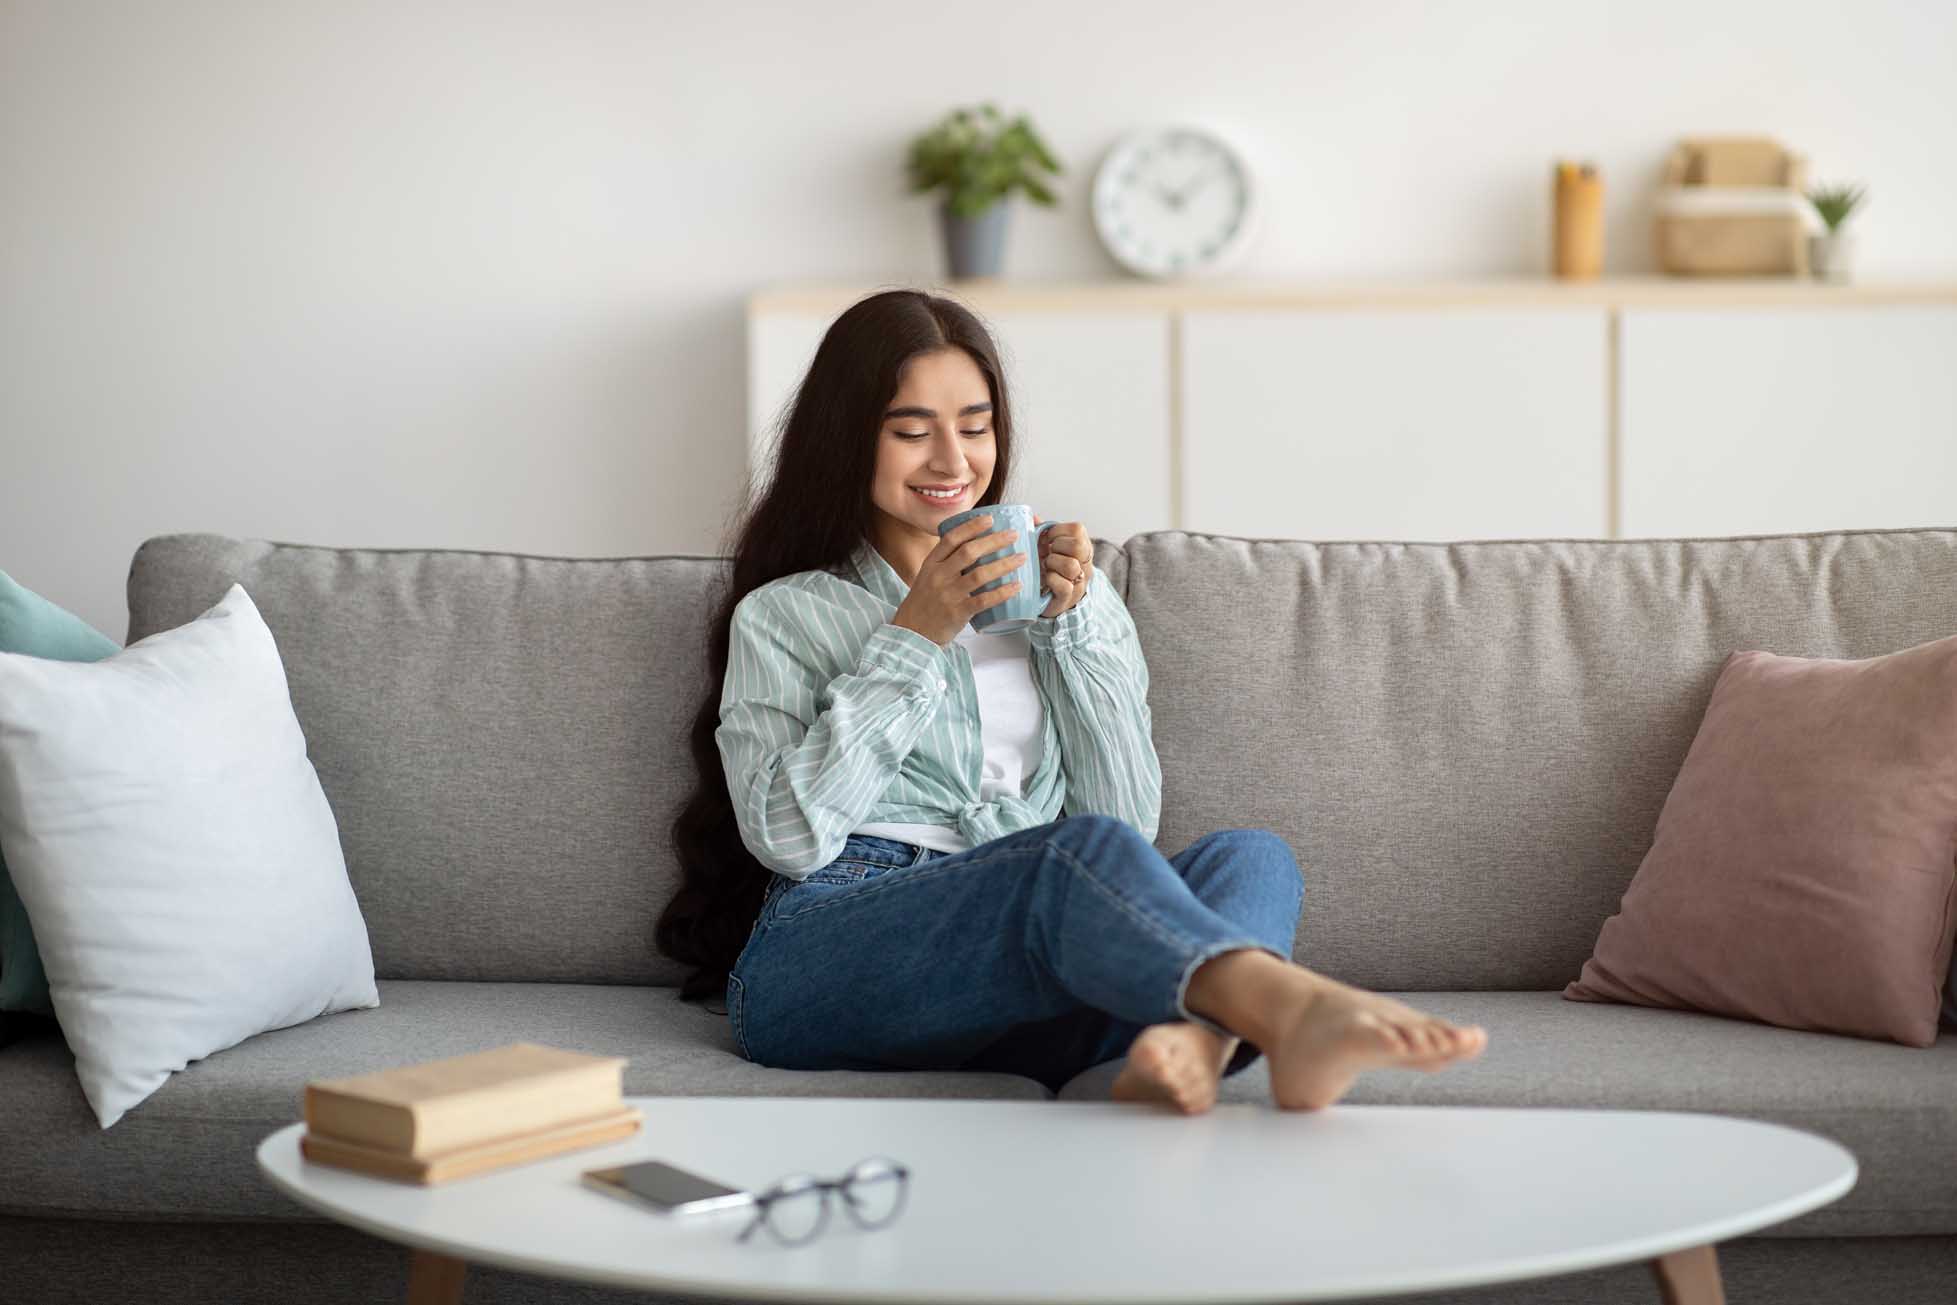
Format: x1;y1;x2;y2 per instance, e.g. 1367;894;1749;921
0;980;1048;1221
1058;991;1957;1238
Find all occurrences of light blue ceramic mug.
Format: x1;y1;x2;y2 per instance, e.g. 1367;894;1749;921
937;503;1057;635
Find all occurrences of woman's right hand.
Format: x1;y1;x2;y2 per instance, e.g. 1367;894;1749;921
890;514;1027;647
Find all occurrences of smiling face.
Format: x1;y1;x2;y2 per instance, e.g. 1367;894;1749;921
868;348;998;583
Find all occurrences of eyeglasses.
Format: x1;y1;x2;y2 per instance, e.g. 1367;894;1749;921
737;1155;911;1246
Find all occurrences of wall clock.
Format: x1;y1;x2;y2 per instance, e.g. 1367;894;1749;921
1092;126;1258;279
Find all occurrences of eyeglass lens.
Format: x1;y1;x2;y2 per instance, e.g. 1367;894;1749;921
840;1160;906;1227
760;1175;828;1244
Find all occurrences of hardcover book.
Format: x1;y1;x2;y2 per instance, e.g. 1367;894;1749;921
303;1042;628;1158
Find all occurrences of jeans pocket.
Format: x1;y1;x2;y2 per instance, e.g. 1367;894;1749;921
803;859;878;887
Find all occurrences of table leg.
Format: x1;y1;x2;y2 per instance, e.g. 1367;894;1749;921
407;1249;468;1305
1649;1243;1724;1305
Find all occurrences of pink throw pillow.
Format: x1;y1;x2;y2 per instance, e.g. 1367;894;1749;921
1565;633;1957;1047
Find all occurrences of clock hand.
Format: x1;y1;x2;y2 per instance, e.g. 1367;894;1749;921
1170;167;1220;205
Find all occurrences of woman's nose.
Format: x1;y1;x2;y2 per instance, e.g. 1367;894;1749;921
930;431;966;472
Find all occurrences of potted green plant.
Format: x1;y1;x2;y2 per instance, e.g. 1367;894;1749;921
905;103;1062;280
1805;182;1867;283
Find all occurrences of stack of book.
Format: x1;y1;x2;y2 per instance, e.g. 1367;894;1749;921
300;1042;642;1185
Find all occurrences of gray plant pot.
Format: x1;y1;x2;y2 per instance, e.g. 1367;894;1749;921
939;200;1010;280
1809;230;1856;282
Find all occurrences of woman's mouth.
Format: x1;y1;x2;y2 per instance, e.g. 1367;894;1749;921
910;483;968;508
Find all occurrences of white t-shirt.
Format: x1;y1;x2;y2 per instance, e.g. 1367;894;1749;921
852;624;1045;854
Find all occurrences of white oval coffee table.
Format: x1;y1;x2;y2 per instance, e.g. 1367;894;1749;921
258;1097;1855;1305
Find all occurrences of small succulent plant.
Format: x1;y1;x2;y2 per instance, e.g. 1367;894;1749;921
1806;183;1868;233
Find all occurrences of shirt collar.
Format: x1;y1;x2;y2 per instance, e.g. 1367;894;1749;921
848;539;911;609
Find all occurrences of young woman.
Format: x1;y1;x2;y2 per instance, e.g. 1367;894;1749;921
658;288;1486;1113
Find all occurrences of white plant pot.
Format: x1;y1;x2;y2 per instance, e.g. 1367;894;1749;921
1809;230;1856;282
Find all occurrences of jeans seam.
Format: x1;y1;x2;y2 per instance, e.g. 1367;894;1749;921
1044;838;1196;957
726;972;753;1062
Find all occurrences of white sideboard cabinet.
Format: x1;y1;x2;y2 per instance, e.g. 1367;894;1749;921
749;281;1957;543
1620;305;1957;538
1180;308;1608;540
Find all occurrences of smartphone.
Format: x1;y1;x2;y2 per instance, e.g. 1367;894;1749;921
581;1160;755;1216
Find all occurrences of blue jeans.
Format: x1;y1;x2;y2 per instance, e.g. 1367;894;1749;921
725;814;1305;1094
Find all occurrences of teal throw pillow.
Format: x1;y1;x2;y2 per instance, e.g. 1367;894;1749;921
0;569;120;1016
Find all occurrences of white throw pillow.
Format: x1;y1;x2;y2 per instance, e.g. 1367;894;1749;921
0;583;378;1127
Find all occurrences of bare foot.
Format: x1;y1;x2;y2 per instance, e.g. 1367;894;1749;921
1265;979;1487;1111
1110;1022;1239;1115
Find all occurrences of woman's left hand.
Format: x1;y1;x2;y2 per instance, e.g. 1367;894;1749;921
1032;515;1095;619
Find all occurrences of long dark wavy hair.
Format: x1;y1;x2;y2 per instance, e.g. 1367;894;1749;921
656;288;1018;1002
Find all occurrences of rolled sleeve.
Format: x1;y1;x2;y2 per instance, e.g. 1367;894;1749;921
1025;569;1109;655
860;621;949;686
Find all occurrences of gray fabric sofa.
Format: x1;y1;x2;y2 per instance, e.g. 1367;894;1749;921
5;527;1955;1305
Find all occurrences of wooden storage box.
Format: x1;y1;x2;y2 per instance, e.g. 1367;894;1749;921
1654;137;1815;277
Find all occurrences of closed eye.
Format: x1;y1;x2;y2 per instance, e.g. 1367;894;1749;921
896;429;990;439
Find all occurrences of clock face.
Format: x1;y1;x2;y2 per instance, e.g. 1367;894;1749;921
1092;127;1256;279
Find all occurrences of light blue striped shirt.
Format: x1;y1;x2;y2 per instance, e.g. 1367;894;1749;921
717;539;1162;878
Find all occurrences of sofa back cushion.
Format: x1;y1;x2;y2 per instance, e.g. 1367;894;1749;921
1122;529;1957;991
126;536;728;985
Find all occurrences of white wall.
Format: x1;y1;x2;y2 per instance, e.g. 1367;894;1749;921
4;0;1954;639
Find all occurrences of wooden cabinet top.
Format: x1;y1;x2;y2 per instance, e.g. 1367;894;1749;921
751;277;1957;314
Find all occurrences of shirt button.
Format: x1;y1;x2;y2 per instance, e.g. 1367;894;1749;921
936;678;948;692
